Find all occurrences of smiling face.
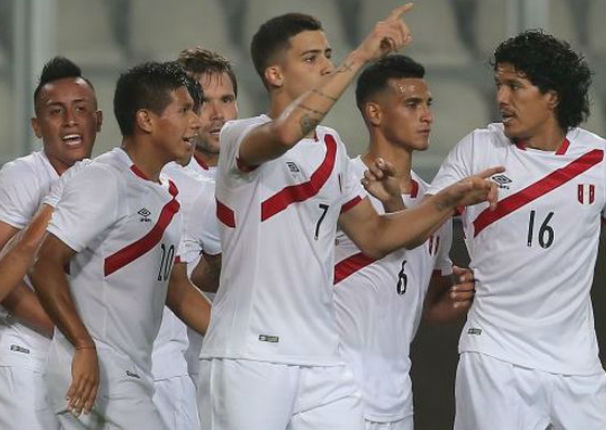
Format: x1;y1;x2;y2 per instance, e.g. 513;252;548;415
32;77;101;174
150;86;201;164
374;77;433;151
194;71;238;155
495;62;557;142
278;30;335;100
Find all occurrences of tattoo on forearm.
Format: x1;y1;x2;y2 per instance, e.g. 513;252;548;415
300;114;320;135
297;104;326;116
311;88;338;102
335;61;354;73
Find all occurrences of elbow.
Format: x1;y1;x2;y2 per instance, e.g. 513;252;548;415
271;123;300;150
357;243;388;261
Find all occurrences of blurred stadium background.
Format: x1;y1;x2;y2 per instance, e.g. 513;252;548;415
0;1;604;428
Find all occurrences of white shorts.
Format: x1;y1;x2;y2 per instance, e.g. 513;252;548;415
198;358;364;429
364;415;413;430
153;374;200;430
46;339;165;430
455;352;606;430
0;365;59;429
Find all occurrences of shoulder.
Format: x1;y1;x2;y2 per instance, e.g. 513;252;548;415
567;127;606;151
0;151;44;184
463;123;511;150
221;115;271;138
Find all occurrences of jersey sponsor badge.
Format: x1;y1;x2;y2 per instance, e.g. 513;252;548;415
258;334;279;343
491;174;512;189
577;184;595;204
137;208;152;222
467;328;482;335
286;161;300;174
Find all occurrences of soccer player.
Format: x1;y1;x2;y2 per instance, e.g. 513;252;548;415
30;61;211;430
177;47;239;180
175;46;238;390
198;5;502;429
428;30;606;430
333;54;475;430
0;56;101;430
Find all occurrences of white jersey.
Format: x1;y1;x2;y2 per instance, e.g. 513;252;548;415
0;150;59;370
201;114;366;365
47;147;182;377
334;157;452;422
428;124;605;375
186;153;217;180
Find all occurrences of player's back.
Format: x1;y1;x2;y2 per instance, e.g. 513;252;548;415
202;115;365;366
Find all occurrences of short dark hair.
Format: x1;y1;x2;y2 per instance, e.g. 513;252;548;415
251;13;322;87
356;55;425;112
33;56;95;106
177;47;238;97
492;30;592;131
113;61;201;136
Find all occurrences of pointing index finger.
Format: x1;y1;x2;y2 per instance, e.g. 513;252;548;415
477;166;505;179
386;3;414;21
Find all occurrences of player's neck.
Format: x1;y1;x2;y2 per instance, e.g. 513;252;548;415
362;138;414;194
518;120;566;152
43;150;72;176
194;149;217;168
121;138;164;183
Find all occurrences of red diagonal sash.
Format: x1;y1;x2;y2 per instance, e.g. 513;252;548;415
473;149;603;237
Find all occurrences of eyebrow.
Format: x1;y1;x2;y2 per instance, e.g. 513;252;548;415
300;47;332;57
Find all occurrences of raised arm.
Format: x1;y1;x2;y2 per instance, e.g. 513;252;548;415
30;234;98;417
238;3;414;168
339;166;503;259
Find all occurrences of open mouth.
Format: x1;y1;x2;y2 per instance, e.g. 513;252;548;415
62;134;83;147
501;111;515;125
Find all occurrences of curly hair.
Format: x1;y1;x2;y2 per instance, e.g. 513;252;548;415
492;30;592;131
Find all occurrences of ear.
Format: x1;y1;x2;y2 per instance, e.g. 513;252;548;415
365;102;382;127
264;65;283;89
546;90;559;110
95;110;103;132
135;110;154;134
31;117;43;139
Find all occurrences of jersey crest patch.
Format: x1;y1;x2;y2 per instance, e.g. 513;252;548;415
577;184;595;204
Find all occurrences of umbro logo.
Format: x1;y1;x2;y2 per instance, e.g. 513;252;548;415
491;174;512;189
286;161;300;173
138;208;151;222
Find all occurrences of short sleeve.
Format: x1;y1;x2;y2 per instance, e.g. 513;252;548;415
178;182;221;264
43;159;93;208
434;218;453;276
47;164;121;252
334;134;365;212
0;162;41;229
219;116;269;182
427;132;476;195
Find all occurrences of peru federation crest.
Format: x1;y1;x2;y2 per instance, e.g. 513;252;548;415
577;184;595;204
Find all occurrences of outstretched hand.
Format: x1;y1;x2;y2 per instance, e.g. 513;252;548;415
441;166;505;211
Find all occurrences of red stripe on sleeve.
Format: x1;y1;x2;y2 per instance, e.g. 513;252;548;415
216;198;236;228
340;196;362;214
334;252;376;284
473;149;603;237
261;134;338;221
